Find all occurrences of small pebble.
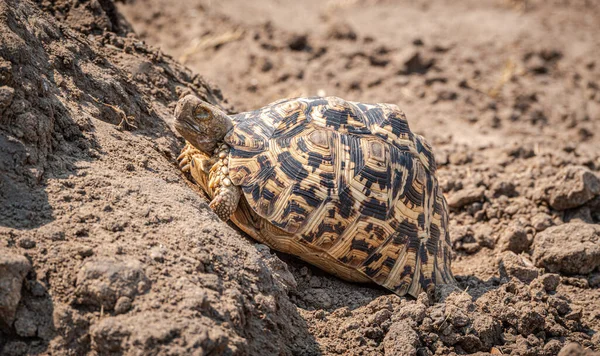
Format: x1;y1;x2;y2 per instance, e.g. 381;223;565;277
114;296;132;314
221;166;229;175
78;247;94;258
219;151;227;159
18;238;36;249
223;178;231;186
314;310;326;320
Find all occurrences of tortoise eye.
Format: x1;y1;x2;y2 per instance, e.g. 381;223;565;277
194;106;210;120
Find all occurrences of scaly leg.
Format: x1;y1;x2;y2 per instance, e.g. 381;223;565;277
207;144;241;221
178;142;212;174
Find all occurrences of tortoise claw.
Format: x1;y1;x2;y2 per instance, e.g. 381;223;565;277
181;164;190;173
177;151;187;161
178;156;189;168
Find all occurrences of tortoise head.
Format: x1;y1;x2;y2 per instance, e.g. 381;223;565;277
174;95;233;155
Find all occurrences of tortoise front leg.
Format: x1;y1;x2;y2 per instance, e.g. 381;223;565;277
210;183;241;221
178;143;212;174
207;143;240;221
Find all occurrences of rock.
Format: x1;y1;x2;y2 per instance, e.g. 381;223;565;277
448;187;486;209
75;258;150;310
498;224;531;253
383;320;420;356
0;250;31;330
545;166;600;210
532;223;600;275
498;251;539;283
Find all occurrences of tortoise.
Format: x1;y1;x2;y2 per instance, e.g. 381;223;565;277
174;95;454;297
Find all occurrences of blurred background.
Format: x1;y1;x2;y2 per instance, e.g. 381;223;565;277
119;0;599;152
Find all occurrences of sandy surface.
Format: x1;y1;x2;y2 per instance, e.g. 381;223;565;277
1;0;599;354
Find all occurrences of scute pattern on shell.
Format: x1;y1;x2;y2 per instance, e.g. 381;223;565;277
225;96;454;297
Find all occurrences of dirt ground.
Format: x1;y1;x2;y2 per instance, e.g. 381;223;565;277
1;0;599;355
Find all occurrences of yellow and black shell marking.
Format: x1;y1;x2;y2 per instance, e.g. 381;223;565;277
225;96;454;297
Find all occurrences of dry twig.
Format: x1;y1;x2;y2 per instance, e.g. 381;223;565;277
179;29;244;63
90;95;137;130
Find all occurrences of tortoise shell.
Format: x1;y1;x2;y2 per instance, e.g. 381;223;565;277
224;96;454;297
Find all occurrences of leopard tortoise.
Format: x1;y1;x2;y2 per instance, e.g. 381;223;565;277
174;95;454;297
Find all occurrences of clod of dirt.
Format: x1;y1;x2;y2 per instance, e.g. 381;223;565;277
533;222;600;275
397;49;435;75
383;320;420;356
288;34;310;51
74;258;150;310
532;212;554;232
536;273;561;292
0;85;14;112
0;250;31;330
498;251;539;283
524;49;562;75
90;312;230;355
448;186;486;209
491;180;518;198
558;342;599;356
326;21;357;41
541;166;600;210
497;223;531;253
255;244;297;292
